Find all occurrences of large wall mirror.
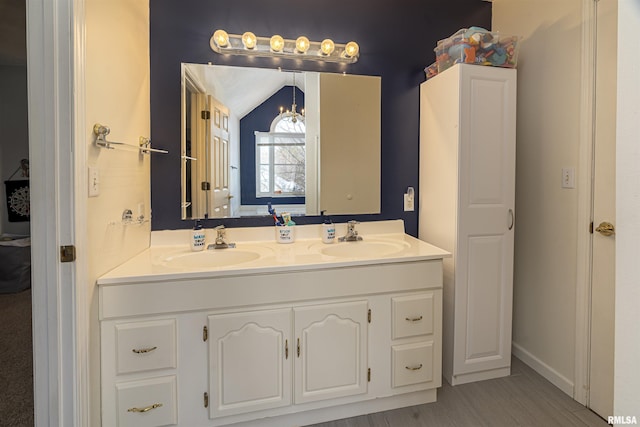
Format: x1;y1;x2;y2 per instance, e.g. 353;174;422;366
181;63;381;220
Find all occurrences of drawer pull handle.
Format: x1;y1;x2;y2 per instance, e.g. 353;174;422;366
405;364;423;371
405;316;423;322
127;403;163;413
132;346;157;354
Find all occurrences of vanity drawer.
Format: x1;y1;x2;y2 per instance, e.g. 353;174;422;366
391;293;434;339
116;375;177;427
391;342;434;388
116;319;177;375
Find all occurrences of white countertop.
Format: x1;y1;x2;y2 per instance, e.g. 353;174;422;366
97;220;450;285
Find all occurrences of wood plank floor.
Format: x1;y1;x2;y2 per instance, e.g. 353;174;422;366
307;357;608;427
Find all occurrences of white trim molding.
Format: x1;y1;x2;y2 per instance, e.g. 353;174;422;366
513;342;575;397
73;0;89;425
573;0;597;407
27;0;86;425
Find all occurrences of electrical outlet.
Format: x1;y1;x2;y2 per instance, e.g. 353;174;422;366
562;167;575;189
404;193;414;211
88;166;99;197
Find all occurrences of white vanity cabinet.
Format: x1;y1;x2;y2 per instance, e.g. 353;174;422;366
293;300;369;404
207;309;292;418
98;231;448;427
207;300;368;419
101;317;179;427
419;63;516;386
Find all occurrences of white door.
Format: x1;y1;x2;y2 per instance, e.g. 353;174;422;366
589;0;616;418
208;96;231;218
454;65;516;377
190;93;208;218
294;301;368;404
208;309;292;418
28;0;85;425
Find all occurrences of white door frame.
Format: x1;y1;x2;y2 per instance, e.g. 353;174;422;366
573;0;597;406
27;0;89;426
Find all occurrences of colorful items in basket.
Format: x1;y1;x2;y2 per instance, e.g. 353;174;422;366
424;63;439;80
434;27;520;73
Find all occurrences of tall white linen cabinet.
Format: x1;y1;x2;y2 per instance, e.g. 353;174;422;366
419;63;516;386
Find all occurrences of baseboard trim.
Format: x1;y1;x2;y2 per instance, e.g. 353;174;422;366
512;342;574;397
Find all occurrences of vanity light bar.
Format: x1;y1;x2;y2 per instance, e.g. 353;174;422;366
210;30;359;64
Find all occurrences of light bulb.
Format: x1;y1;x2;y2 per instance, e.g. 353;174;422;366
270;35;285;52
295;36;310;54
212;29;229;48
344;41;359;58
320;39;335;55
241;32;257;49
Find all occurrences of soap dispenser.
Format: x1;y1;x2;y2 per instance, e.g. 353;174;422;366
321;211;335;244
191;220;206;251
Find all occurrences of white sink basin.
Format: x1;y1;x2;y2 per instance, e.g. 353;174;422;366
160;245;271;269
314;239;410;258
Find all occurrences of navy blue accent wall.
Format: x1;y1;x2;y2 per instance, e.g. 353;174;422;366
150;0;491;236
240;86;306;206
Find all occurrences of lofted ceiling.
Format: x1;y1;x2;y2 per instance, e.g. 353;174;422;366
189;64;305;120
0;0;26;66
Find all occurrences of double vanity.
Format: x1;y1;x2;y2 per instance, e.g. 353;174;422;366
98;220;449;427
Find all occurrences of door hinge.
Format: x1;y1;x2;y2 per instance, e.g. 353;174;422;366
201;181;211;191
201;110;211;120
204;392;209;408
60;245;76;263
368;368;371;382
203;325;208;342
589;221;594;234
368;309;371;323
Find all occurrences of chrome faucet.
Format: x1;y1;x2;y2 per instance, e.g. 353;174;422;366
339;220;363;242
208;225;234;249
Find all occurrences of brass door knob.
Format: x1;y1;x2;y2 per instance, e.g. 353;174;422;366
595;221;615;236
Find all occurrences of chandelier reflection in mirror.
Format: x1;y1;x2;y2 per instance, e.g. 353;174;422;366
279;72;304;128
210;29;359;64
256;73;306;198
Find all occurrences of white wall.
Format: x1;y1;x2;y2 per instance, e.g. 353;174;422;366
0;65;30;235
84;0;151;424
614;1;640;419
492;0;583;394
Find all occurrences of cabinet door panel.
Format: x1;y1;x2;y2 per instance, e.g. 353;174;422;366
115;319;176;374
392;342;434;388
116;375;177;427
208;309;291;418
456;65;516;376
391;293;435;339
294;300;368;404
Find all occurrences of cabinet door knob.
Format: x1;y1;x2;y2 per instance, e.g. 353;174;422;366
285;339;289;359
405;316;423;322
297;338;301;357
405;364;423;371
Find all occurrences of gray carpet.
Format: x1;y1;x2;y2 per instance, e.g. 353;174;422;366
0;288;34;426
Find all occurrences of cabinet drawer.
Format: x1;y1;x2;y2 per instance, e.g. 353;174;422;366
391;293;434;339
116;375;177;427
391;342;434;388
116;319;176;374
